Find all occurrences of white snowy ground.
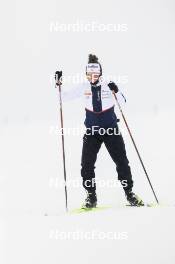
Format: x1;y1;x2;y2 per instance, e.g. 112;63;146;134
2;206;175;264
1;106;175;264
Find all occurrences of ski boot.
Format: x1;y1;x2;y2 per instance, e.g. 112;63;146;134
82;192;97;209
125;190;144;206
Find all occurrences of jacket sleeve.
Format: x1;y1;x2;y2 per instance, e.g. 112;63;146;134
56;83;84;103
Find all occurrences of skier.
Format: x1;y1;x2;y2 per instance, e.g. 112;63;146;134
81;54;144;208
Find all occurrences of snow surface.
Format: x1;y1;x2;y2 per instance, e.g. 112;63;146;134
1;100;175;264
1;206;175;264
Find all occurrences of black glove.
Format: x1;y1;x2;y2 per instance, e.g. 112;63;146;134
55;71;62;85
108;81;118;93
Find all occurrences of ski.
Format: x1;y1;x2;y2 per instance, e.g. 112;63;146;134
125;203;157;207
70;203;162;214
70;206;111;214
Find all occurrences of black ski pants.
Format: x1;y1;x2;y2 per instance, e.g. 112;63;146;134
81;126;133;193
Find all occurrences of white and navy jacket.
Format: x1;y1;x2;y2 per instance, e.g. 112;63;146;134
59;79;125;129
83;80;118;129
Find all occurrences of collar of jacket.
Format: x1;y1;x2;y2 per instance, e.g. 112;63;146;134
90;80;101;87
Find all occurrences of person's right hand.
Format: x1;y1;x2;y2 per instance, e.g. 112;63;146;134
55;71;62;85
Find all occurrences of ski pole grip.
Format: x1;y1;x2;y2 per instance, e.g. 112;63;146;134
55;71;62;86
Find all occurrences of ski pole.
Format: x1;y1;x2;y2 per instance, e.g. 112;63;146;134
55;71;68;212
113;92;159;204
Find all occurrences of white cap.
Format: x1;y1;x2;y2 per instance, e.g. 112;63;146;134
86;63;101;74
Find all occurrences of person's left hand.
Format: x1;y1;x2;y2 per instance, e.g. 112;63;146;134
108;81;119;93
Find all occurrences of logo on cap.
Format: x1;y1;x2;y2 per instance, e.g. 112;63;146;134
86;63;101;73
